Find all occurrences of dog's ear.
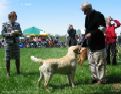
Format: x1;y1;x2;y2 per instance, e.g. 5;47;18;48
73;46;81;54
80;48;87;53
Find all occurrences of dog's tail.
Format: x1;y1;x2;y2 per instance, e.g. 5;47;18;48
31;56;43;64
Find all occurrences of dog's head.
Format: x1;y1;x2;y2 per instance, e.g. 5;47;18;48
68;45;81;55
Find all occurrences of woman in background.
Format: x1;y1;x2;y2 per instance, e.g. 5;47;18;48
105;16;121;65
1;11;22;77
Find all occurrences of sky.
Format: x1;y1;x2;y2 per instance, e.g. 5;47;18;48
0;0;121;35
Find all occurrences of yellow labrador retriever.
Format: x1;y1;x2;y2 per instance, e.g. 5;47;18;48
31;45;80;89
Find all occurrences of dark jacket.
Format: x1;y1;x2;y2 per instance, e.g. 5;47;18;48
68;29;76;38
85;10;106;51
2;22;22;44
1;22;22;60
67;29;77;46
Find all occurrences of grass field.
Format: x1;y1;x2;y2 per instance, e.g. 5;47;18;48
0;47;121;94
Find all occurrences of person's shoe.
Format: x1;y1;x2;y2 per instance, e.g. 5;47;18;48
112;63;117;65
91;79;97;84
96;80;106;84
96;80;102;84
107;62;111;65
107;61;111;65
17;71;20;75
6;73;10;78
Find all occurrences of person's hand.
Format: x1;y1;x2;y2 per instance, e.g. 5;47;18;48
108;16;113;21
7;32;13;36
110;20;115;25
14;30;19;33
11;30;14;34
85;33;91;39
10;30;15;36
104;33;106;36
98;25;105;32
11;30;19;35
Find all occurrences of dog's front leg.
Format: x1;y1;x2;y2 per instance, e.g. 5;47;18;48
67;74;71;86
71;73;75;88
67;74;75;88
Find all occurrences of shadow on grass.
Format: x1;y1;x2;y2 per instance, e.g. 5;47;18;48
49;83;71;90
117;61;121;64
75;78;90;85
20;71;39;77
90;91;121;94
106;73;121;84
49;78;90;90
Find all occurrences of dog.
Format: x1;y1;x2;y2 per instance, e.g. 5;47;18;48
30;45;81;89
77;47;87;65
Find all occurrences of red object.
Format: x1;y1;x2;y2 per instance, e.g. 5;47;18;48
105;20;121;44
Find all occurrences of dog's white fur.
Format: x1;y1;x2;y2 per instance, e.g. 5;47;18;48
31;45;80;89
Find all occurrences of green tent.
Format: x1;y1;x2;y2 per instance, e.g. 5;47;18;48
23;27;43;35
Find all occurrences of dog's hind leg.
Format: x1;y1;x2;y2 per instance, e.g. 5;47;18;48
38;71;44;87
43;73;52;90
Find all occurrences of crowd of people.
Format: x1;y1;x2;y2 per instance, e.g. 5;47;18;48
0;36;66;48
18;36;66;48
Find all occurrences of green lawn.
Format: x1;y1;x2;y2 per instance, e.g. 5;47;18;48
0;47;121;94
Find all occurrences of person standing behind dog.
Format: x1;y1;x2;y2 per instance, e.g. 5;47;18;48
1;11;22;77
105;16;121;65
81;2;107;84
67;24;77;47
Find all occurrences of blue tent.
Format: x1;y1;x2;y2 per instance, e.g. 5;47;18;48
23;27;43;35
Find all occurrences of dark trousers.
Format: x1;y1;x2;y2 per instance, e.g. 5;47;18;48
6;59;20;75
68;37;77;47
106;42;117;65
5;43;20;75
